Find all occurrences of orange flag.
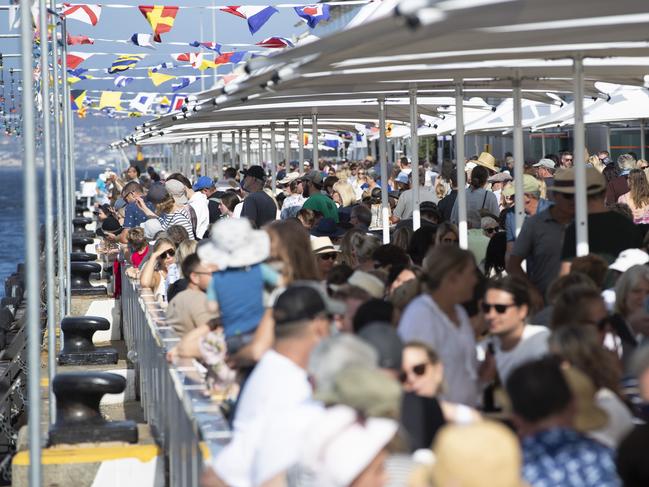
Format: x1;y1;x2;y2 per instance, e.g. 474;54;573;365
138;5;179;42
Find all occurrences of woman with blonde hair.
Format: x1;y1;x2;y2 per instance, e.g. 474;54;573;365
434;222;459;245
618;168;649;223
139;237;176;305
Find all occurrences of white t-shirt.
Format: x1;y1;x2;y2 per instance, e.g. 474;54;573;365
398;294;479;406
214;350;312;487
189;191;210;239
589;388;634;449
494;324;550;382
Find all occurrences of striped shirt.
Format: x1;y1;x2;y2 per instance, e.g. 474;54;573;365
158;208;195;239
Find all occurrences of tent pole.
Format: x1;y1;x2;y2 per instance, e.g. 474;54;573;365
573;55;589;257
312;108;319;169
246;129;251;169
238;129;244;172
541;129;546;156
298;118;305;173
606;126;611;154
216;132;223;179
378;97;390;244
640;119;646;161
208;134;214;178
230;131;235;166
513;76;525;237
61;18;72;316
22;0;42;482
455;80;468;250
270;123;277;193
284;121;290;167
409;88;421;231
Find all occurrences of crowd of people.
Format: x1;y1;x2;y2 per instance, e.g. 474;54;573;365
93;147;649;487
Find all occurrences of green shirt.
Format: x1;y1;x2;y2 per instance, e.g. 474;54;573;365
302;192;339;222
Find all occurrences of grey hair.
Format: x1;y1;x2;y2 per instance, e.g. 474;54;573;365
630;344;649;377
480;216;498;230
618;153;637;171
614;264;649;316
308;334;378;395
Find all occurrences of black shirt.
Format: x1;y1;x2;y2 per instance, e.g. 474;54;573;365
438;189;458;222
561;211;642;262
241;190;277;228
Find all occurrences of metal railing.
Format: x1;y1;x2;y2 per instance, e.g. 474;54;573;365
121;267;231;486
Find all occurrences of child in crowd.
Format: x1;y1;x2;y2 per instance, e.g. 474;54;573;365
127;227;149;267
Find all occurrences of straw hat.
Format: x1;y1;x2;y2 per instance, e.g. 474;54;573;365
563;366;608;433
197;218;269;270
278;171;301;185
311;236;340;255
549;167;606;195
431;421;525;487
475;152;498;173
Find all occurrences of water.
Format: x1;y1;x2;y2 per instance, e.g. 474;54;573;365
0;166;103;297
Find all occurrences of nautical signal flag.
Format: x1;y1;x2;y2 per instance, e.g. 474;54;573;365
99;91;123;111
189;41;222;53
148;68;176;87
138;5;179;42
129;92;156;113
256;37;293;49
166;95;185;113
130;33;155;49
61;3;102;26
294;5;330;28
108;54;146;74
114;76;134;88
172;76;198;92
67;33;94;45
65;52;94;69
67;68;93;84
214;51;247;65
70;89;86;111
220;6;278;35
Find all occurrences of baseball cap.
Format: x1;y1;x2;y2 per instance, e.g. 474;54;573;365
241;165;266;181
302;170;324;187
347;271;385;299
146;182;169;204
533;158;556;169
165;179;188;205
550;167;607;195
609;248;649;273
273;283;344;326
395;172;410;184
507;174;541;195
488;172;512;183
357;323;403;372
192;176;214;191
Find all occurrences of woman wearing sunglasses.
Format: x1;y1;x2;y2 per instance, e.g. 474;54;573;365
139;237;176;306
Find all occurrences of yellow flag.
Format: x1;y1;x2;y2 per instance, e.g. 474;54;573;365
148;69;176;87
99;91;122;110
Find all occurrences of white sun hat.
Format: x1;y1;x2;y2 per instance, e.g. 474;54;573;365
197;218;269;270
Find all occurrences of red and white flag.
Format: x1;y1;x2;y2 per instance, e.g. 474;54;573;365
65;52;94;69
61;3;102;26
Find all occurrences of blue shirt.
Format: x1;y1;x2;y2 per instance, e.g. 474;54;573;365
522;428;620;487
123;200;155;228
505;198;553;242
206;264;277;338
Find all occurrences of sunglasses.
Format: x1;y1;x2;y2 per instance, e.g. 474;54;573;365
399;363;428;383
564;158;574;162
319;253;338;261
481;302;516;314
159;249;176;260
442;237;459;244
484;227;498;235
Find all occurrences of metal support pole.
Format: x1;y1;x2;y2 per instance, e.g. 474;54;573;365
606;126;611;154
455;81;468;250
541;130;546;156
312;109;319;169
257;127;263;164
298;118;305;173
238;129;244;172
246;129;251;168
573;56;589;257
641;119;646;161
270;123;277;193
230;131;236;166
409;88;421;231
378;97;390;244
208;134;214;178
284;121;290;167
40;0;57;427
22;1;42;482
513;77;525;237
61;18;73;314
216;133;223;179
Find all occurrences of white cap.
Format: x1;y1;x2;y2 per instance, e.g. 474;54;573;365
465;161;478;172
348;271;385;299
533;158;556;169
609;248;649;273
299;405;398;487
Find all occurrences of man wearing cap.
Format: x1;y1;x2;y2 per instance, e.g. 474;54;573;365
193;176;221;225
504;174;552;252
212;284;334;486
533;158;556;188
121;181;154;229
561;166;642;268
391;167;438;223
302;170;339;222
240;165;277;228
507;170;575;303
488;171;512;207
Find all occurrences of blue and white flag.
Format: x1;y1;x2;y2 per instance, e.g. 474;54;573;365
294;5;330;28
189;41;222;53
150;62;174;72
220;6;278;35
129;92;156;113
114;76;134;88
172;76;198;92
130;33;155;49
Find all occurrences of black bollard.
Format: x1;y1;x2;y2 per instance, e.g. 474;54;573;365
49;372;138;445
70;252;98;262
71;236;94;253
58;316;117;365
70;262;107;296
73;217;92;233
75;205;87;217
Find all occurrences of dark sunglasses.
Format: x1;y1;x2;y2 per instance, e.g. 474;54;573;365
399;363;428;383
319;253;338;261
442;237;459;244
481;302;516;314
484;227;498;235
159;249;176;260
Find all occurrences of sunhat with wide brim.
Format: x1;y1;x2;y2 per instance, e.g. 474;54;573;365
549;167;607;195
197;218;269;270
278;171;301;185
475;152;498;173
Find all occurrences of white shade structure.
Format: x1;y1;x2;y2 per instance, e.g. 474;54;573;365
464;98;560;134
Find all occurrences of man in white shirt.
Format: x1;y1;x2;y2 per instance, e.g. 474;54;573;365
482;276;549;383
211;284;335;486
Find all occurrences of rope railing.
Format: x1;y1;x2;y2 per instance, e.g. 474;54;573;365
120;266;230;486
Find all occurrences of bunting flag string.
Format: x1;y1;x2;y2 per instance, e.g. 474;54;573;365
114;75;134;87
61;3;102;26
67;33;95;45
294;5;330;28
220;6;278;35
139;5;180;42
79;37;281;49
108;54;146;74
99;91;123;110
